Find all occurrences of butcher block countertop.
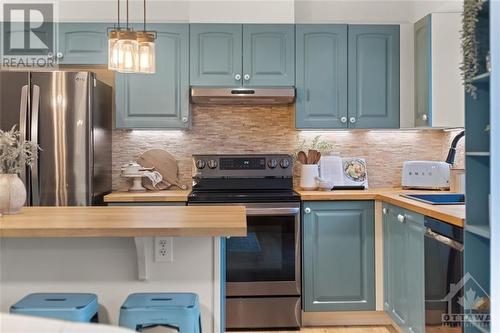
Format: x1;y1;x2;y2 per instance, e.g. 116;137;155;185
104;190;190;203
296;188;465;228
0;206;247;238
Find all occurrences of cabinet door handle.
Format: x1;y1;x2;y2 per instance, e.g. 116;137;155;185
182;117;189;123
340;116;347;124
397;214;406;223
234;74;242;81
56;52;64;59
382;208;388;215
422;114;428;121
349;117;356;124
304;207;311;214
244;74;250;81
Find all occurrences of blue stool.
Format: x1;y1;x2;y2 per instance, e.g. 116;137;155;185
119;293;201;332
10;293;99;322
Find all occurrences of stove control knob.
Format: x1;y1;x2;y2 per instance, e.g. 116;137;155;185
280;158;290;169
267;159;278;169
195;159;206;169
207;159;218;169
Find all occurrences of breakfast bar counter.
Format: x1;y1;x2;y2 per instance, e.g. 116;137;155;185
0;206;247;238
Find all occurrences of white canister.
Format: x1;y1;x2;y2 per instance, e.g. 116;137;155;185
300;164;319;190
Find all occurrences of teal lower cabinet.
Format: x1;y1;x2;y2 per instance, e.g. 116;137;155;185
302;201;375;311
115;24;189;129
383;204;425;333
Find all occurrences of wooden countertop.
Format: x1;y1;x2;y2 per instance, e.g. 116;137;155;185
104;190;190;203
296;188;465;228
0;206;247;238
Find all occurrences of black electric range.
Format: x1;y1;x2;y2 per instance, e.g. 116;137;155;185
187;154;302;330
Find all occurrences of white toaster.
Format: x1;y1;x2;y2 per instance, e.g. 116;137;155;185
401;161;451;190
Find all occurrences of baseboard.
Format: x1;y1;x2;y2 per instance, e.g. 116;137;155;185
302;311;394;326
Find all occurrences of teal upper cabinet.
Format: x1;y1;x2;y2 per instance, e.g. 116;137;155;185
295;25;348;129
242;25;295;86
348;25;400;129
411;13;464;129
296;24;400;129
303;201;375;312
116;24;189;129
190;24;295;87
414;16;431;127
383;204;425;333
190;24;242;86
57;23;109;64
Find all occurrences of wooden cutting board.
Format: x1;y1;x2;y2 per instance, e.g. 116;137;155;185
137;149;187;190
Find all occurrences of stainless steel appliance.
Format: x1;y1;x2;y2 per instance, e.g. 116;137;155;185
187;154;301;329
425;217;464;332
190;87;295;105
0;71;112;205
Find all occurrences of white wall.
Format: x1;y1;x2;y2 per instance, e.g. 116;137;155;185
0;237;220;333
49;0;294;23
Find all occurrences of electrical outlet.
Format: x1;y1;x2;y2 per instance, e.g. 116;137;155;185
154;237;173;262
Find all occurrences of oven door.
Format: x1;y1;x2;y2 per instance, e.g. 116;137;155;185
225;202;301;297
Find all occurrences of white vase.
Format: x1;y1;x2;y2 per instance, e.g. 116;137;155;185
0;174;27;215
300;164;319;191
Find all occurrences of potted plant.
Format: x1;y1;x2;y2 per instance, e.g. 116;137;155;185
0;126;39;214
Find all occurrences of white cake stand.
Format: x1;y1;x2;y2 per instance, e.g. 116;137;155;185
122;173;148;192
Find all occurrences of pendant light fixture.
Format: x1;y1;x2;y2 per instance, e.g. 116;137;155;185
108;0;156;73
137;0;156;74
108;0;139;73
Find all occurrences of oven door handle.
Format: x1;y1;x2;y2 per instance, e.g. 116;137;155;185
246;207;300;216
425;228;464;252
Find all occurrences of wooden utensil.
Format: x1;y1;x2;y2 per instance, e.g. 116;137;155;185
315;151;322;164
298;151;308;164
308;150;320;165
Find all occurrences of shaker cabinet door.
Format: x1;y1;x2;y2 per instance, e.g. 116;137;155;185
190;24;243;86
295;25;348;129
115;24;189;129
303;201;375;312
57;23;109;64
383;204;425;333
414;16;431;127
242;24;295;87
348;25;400;128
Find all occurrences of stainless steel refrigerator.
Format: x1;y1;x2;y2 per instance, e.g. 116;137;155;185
0;71;112;206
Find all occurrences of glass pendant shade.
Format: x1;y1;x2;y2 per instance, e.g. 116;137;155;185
137;32;156;74
108;30;119;70
115;30;139;73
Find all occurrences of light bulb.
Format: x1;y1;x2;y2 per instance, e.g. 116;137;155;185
137;31;156;74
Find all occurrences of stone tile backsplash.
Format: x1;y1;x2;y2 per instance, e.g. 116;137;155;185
112;104;464;190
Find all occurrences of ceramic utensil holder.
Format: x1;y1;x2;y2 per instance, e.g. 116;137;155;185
300;164;319;190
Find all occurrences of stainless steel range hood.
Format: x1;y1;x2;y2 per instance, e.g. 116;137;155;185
190;87;295;105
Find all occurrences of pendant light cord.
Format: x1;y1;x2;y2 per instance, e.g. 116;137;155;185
126;0;129;30
117;0;120;29
143;0;146;31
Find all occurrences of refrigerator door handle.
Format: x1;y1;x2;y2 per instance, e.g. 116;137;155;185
30;85;40;206
18;85;29;186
